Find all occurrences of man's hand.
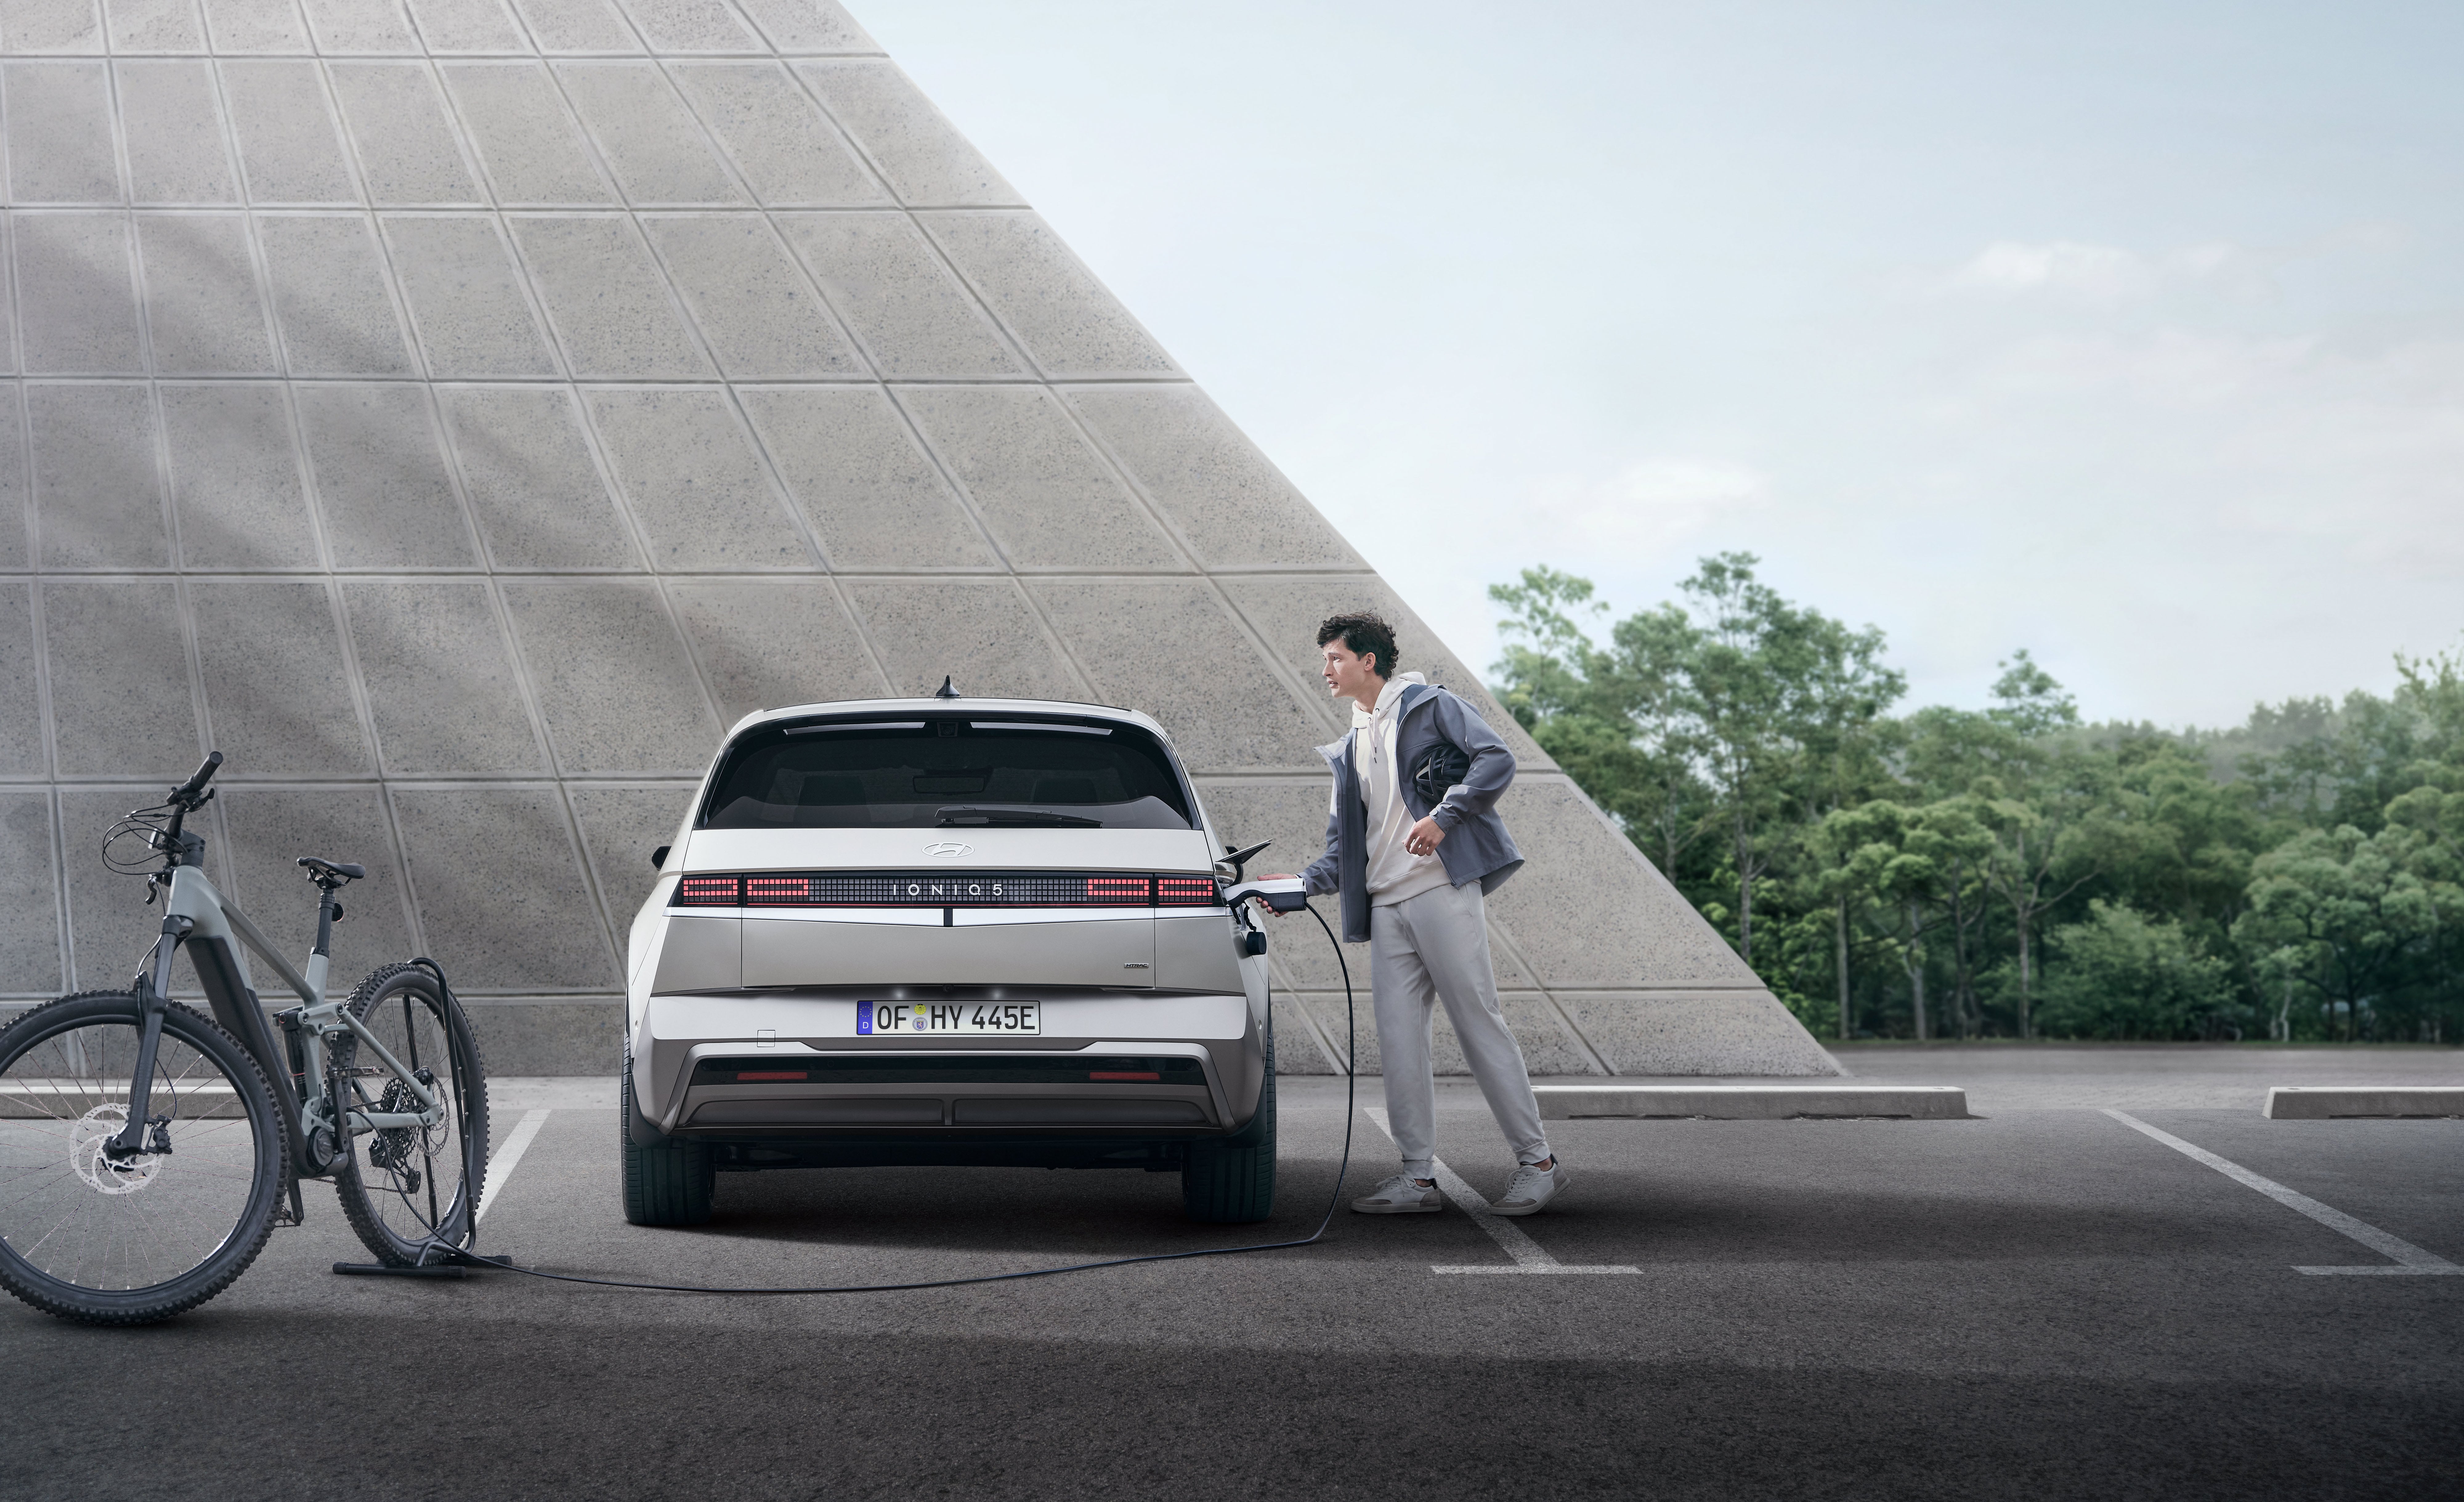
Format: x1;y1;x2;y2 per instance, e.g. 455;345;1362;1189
1257;875;1298;919
1405;817;1446;858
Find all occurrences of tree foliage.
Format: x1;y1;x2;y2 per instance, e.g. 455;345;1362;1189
1489;558;2464;1043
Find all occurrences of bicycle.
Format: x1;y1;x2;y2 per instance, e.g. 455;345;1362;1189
0;752;491;1324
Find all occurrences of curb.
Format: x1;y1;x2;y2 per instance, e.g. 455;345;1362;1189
1534;1085;1970;1120
2264;1086;2464;1119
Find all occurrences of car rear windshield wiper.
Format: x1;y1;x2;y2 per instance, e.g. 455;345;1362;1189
935;806;1102;827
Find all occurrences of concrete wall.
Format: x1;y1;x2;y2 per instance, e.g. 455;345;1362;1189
0;0;1836;1077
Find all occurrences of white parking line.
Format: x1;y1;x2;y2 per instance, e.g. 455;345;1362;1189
2103;1109;2462;1277
475;1108;551;1225
1362;1107;1640;1275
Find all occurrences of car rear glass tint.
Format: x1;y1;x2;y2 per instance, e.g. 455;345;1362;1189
699;717;1196;830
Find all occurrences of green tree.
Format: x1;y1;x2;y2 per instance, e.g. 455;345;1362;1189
2036;900;2239;1040
2235;825;2438;1040
1489;569;1713;877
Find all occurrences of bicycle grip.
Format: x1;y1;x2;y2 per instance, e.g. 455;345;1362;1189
171;750;223;804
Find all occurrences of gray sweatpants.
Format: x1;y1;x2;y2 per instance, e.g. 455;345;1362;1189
1370;879;1551;1180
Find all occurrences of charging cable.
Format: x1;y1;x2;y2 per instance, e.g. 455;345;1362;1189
427;902;1357;1295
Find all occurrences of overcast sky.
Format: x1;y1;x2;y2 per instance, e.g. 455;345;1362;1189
858;1;2464;729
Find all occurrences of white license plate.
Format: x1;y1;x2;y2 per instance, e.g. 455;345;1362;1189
857;1001;1040;1036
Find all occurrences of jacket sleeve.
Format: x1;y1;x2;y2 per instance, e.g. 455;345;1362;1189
1300;766;1341;895
1426;692;1514;833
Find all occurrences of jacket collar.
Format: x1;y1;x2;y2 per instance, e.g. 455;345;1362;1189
1322;679;1441;765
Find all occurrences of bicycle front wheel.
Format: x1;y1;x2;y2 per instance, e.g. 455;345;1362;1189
333;963;489;1265
0;991;286;1324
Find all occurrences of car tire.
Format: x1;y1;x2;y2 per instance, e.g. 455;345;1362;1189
1182;1033;1275;1224
621;1058;713;1227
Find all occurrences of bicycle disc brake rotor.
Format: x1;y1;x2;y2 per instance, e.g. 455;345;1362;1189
68;1104;161;1196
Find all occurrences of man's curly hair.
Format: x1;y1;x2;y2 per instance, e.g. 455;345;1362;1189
1316;611;1399;680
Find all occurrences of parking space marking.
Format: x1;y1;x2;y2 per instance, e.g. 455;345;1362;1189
2103;1109;2462;1277
476;1109;552;1225
1362;1107;1640;1275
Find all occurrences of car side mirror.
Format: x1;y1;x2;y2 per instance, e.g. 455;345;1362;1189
650;845;670;870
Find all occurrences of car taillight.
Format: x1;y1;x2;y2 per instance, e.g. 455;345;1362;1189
744;876;813;904
1155;876;1218;907
670;872;1226;909
676;875;741;905
1089;1071;1161;1081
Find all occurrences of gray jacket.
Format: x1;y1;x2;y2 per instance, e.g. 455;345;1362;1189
1300;681;1524;943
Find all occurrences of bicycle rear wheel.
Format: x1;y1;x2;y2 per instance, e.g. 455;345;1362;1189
0;991;286;1324
333;963;489;1265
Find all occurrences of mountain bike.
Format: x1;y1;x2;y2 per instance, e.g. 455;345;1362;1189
0;752;490;1324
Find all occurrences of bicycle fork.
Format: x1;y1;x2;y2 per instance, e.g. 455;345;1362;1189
104;914;194;1161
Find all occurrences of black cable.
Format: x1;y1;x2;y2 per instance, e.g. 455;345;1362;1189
426;902;1358;1295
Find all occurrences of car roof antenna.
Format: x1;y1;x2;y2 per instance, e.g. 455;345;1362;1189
934;675;960;699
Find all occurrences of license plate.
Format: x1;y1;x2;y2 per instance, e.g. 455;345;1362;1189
857;1001;1040;1036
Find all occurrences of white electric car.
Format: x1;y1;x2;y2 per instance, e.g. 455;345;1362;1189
620;696;1280;1226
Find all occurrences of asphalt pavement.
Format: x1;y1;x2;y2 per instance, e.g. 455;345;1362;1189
4;1047;2460;1501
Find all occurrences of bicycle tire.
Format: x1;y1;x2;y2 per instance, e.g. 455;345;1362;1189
333;963;490;1266
0;990;286;1325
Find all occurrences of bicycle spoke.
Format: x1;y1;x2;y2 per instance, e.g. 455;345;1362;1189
0;1013;269;1298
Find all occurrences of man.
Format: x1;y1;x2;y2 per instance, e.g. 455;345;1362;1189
1268;611;1566;1216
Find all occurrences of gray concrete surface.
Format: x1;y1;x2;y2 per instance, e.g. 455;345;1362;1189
2266;1085;2464;1118
5;1048;2460;1500
1826;1043;2464;1111
0;0;1830;1077
1535;1083;1970;1118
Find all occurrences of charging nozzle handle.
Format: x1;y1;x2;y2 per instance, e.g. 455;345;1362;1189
1224;875;1309;914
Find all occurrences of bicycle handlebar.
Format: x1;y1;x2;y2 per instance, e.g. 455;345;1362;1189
169;751;223;808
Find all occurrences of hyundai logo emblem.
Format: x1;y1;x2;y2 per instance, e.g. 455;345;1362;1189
922;842;972;858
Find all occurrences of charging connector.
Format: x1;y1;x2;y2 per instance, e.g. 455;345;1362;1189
1223;875;1308;914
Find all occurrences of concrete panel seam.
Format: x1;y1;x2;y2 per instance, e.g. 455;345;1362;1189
992;572;1097;700
4;220;21;373
514;72;783;404
550;774;629;993
915;211;1176;386
99;32;141;203
625;228;858;568
1274;987;1345;1076
1482;915;1611;1076
284;67;436;380
43;778;67;994
774;55;905;210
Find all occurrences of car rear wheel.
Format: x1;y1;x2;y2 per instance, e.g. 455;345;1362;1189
621;1060;712;1227
1182;1034;1275;1223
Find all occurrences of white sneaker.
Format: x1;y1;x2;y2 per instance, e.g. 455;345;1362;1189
1492;1160;1567;1216
1351;1173;1442;1214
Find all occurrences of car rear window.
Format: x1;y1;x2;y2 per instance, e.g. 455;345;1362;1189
699;716;1196;831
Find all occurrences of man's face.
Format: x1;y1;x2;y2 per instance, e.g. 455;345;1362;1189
1321;642;1380;703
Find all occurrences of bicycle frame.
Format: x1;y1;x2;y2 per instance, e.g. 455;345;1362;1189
116;862;444;1169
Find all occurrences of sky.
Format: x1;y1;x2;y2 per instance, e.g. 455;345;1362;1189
856;0;2464;730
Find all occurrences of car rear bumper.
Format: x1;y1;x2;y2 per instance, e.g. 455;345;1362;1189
628;990;1268;1147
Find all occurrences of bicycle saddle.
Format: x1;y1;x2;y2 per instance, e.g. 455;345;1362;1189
296;856;366;881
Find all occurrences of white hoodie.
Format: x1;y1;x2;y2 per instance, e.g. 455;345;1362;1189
1349;673;1455;908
